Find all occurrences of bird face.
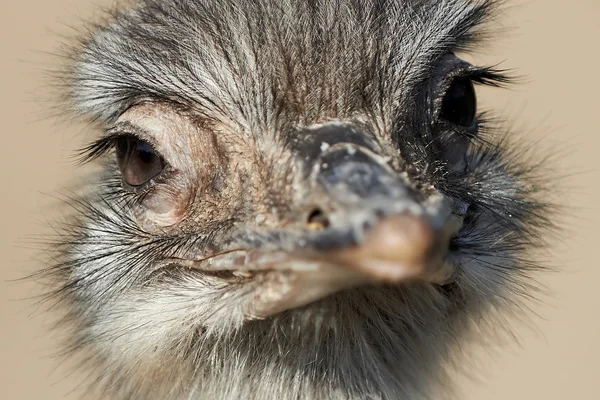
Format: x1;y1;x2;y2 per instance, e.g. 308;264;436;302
49;0;550;398
105;66;472;321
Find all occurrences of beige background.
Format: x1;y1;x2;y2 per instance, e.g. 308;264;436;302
1;0;598;399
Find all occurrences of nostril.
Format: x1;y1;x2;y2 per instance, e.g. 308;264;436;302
362;219;374;233
374;208;386;219
307;208;330;231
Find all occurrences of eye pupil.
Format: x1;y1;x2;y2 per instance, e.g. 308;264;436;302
115;137;164;187
440;77;476;127
136;143;156;164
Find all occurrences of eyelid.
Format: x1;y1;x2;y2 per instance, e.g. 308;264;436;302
430;63;512;121
431;56;513;94
107;122;159;148
458;65;514;87
76;124;164;165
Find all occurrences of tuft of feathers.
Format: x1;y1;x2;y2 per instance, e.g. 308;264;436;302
38;1;556;399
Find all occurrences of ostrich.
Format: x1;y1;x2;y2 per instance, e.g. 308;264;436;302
44;0;551;399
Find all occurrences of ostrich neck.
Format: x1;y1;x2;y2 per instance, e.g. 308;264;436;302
107;286;461;400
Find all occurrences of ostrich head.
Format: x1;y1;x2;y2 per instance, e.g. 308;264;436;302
46;0;550;399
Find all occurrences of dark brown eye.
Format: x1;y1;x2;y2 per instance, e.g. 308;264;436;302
440;77;477;127
115;136;164;187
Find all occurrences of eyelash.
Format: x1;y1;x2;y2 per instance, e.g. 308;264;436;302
76;133;123;165
432;66;514;126
77;132;162;165
465;66;514;87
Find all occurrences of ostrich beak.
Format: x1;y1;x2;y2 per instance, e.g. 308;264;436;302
170;208;461;319
242;211;461;319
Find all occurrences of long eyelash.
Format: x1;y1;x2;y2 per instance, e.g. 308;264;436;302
75;134;121;165
469;66;517;88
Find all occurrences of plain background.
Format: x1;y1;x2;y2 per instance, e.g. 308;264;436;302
1;0;598;399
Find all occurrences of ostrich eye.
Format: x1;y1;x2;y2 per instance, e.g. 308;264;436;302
439;76;476;127
115;136;164;187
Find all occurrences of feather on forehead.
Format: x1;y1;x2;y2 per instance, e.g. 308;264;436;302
71;0;497;125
